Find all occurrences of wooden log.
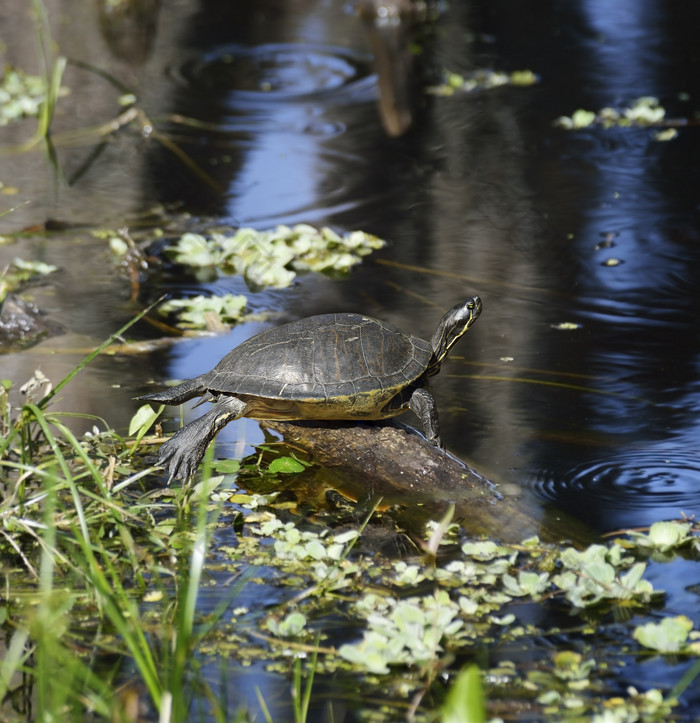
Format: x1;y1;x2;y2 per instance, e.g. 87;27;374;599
261;420;594;546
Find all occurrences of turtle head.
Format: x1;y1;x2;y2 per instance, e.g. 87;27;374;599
428;296;482;375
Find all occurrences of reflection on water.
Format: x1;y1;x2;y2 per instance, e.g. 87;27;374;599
500;0;700;533
425;3;698;535
146;4;384;226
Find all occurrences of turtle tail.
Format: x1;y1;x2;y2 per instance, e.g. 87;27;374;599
138;377;207;406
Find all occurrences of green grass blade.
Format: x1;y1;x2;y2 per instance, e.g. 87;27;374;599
297;636;320;723
20;402;164;710
440;665;486;723
668;657;700;703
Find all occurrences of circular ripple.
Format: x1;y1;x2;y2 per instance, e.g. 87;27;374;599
531;448;700;512
170;43;374;103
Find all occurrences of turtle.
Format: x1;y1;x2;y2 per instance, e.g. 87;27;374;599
140;296;481;480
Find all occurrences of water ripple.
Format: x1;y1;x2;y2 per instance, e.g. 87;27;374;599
168;43;375;106
531;447;700;524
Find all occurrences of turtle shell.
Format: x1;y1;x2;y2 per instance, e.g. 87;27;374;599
197;313;434;420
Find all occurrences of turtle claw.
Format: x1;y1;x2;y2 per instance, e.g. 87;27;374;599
158;429;205;481
427;433;445;451
154;402;243;482
156;413;218;481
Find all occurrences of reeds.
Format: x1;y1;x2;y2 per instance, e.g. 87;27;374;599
0;309;231;722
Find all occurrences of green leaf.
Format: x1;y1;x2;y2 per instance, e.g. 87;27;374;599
571;109;596;128
502;571;550;597
128;404;160;439
211;459;241;475
633;616;694;653
338;644;390;675
333;529;359;545
158;293;248;330
303;540;327;560
619;562;647;593
647;521;692;549
167;232;220;266
461;540;506;560
188;476;225;502
12;258;58;276
552;651;596;681
0;66;58;126
510;69;537;86
167;224;386;291
585;561;615;585
274;612;307;637
268;456;305;474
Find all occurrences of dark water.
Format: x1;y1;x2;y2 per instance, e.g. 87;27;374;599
3;0;700;718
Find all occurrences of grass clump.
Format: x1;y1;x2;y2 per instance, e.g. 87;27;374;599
0;315;232;723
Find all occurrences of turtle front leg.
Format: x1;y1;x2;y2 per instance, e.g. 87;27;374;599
408;386;443;448
158;396;249;481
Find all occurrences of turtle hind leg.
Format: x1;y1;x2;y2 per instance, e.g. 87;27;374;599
158;396;249;481
139;377;207;406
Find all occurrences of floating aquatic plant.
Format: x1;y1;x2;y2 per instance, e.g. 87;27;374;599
0;67;56;126
3;354;699;723
166;224;386;289
0;257;58;300
623;520;698;554
555;96;680;139
158;293;249;330
151;225;385;329
428;68;538;96
633;615;700;655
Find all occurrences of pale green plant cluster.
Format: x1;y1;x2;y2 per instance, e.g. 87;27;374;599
166;224;385;289
255;516;359;565
625;520;700;556
555;96;679;140
551;543;655;607
158;293;249;329
0;67;54;126
334;537;662;677
339;590;466;674
529;651;676;723
211;491;699;722
634;616;700;655
0;257;57;300
109;223;386;330
428;68;538;96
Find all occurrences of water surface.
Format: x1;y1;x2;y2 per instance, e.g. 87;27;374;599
2;0;700;718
